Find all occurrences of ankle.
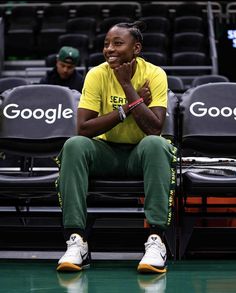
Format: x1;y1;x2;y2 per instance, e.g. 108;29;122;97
63;228;85;241
149;225;164;240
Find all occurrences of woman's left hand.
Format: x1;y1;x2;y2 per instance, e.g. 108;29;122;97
113;58;136;86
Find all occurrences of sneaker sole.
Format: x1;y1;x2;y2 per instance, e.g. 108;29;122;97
57;262;90;272
137;264;167;274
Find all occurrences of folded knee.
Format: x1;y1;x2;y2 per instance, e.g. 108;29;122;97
63;136;93;155
139;135;168;152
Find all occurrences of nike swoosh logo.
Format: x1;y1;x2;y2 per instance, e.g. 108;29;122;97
80;251;88;260
160;253;166;261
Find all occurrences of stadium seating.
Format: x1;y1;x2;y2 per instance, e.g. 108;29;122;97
1;1;219;86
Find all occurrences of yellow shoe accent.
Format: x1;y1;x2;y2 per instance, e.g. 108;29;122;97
137;263;167;274
57;262;82;272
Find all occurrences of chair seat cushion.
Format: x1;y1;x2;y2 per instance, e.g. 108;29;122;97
89;179;144;193
0;172;58;188
183;171;236;195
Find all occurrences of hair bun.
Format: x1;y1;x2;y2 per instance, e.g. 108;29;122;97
133;20;147;33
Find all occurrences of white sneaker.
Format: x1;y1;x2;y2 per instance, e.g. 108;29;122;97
57;233;90;272
137;234;167;273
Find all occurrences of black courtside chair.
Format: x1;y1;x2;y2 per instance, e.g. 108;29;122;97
179;82;236;258
0;84;77;220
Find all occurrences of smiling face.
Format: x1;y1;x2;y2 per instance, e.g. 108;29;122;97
103;26;142;69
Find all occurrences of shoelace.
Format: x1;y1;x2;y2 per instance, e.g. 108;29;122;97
63;240;80;257
145;240;163;251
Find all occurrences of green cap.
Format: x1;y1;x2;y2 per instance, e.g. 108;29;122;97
58;46;80;65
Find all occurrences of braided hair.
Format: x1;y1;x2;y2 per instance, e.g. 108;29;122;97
111;21;146;44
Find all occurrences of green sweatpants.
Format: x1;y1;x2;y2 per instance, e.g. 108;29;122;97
56;135;177;231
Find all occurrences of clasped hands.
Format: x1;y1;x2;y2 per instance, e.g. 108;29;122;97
113;58;152;107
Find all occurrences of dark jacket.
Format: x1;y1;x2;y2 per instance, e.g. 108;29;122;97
39;67;84;92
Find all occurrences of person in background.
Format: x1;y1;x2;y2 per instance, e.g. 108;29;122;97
56;21;177;274
39;46;84;92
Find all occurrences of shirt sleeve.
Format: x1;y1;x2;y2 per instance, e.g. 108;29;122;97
148;67;168;108
78;67;102;112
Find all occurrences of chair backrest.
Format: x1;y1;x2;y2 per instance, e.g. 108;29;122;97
172;32;206;53
66;17;96;36
167;76;185;92
8;6;38;30
98;17;132;33
42;5;69;25
191;75;230;87
92;33;106;52
140;16;170;34
108;3;139;18
161;90;179;144
37;29;64;57
141;52;167;66
45;53;57;67
171;52;209;75
87;53;105;68
0;84;77;156
142;33;168;53
173;16;205;33
172;52;208;65
141;3;170;18
75;4;102;20
0;77;29;94
180;82;236;157
58;33;89;65
175;3;204;17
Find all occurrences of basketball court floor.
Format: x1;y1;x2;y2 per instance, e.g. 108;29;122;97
0;258;236;292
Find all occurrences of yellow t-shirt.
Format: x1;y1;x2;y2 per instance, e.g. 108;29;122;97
79;57;167;144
